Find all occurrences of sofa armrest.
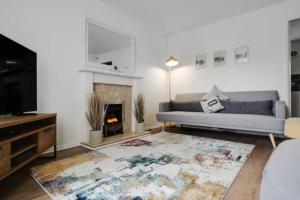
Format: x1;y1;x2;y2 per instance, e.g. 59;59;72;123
274;101;287;119
159;102;171;112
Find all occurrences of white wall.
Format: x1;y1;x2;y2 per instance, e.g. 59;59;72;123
0;0;168;149
168;0;300;105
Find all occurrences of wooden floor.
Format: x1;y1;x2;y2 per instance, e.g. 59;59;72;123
0;127;282;200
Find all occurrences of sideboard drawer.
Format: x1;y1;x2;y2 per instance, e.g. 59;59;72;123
0;160;11;177
38;127;56;153
0;143;11;161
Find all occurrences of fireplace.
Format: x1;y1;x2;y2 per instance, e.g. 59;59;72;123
103;102;124;137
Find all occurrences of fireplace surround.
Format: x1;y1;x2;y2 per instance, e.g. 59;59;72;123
93;83;132;134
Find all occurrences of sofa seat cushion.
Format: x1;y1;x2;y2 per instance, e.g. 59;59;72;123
261;140;300;200
156;111;284;134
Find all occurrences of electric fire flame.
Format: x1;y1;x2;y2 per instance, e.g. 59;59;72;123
107;117;118;124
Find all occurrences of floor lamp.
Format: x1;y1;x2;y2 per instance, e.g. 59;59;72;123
165;56;179;100
164;56;179;129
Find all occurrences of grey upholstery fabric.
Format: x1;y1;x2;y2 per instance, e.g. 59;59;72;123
274;101;286;119
159;102;171;112
158;90;286;135
175;90;279;102
170;101;203;112
260;140;300;200
219;100;273;116
156;111;284;134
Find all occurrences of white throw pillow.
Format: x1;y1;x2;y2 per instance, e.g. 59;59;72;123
201;85;230;101
200;96;224;113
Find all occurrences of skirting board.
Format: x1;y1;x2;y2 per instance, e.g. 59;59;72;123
42;142;80;155
145;123;162;130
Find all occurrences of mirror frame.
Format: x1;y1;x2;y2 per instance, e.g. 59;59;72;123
85;18;135;72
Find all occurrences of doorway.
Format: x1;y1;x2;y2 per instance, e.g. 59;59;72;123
289;19;300;116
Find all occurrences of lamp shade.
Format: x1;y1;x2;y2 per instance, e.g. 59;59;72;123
166;56;179;67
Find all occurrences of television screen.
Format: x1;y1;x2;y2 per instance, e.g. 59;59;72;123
0;34;37;115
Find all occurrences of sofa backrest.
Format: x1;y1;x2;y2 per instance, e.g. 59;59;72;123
175;90;279;102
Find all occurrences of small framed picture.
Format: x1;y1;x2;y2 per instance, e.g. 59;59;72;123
195;54;207;69
214;50;226;67
234;46;249;64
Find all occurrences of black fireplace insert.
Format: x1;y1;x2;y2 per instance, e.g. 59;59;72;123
103;103;123;137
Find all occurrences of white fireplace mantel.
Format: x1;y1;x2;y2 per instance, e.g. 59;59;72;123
78;66;143;79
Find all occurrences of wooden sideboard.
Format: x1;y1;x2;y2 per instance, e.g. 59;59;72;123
0;114;57;181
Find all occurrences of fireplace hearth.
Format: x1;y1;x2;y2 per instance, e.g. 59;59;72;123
103;103;123;137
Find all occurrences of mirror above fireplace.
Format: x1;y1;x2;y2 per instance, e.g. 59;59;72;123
85;19;135;73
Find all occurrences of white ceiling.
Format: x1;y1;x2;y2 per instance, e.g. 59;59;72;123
88;22;131;55
100;0;287;35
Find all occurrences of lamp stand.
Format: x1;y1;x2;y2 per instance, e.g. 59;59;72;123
166;66;176;129
168;66;171;100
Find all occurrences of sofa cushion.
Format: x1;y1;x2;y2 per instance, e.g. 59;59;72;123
170;101;203;112
260;140;300;200
156;111;284;134
201;85;230;101
200;96;224;113
219;100;273;116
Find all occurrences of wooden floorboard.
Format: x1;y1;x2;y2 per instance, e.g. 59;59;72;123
0;127;281;200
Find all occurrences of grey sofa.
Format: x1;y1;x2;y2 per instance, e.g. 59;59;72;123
260;139;300;200
157;91;286;141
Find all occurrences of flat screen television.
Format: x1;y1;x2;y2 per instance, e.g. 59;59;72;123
0;34;37;115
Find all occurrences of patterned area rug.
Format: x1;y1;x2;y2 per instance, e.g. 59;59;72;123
31;132;254;200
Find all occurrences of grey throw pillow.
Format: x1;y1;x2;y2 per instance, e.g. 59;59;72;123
200;96;224;113
201;85;230;101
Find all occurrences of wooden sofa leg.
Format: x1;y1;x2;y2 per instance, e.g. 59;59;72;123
269;133;277;149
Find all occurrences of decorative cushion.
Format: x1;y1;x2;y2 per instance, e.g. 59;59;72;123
201;85;230;101
200;96;224;113
284;118;300;138
219;100;273;116
170;101;203;112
